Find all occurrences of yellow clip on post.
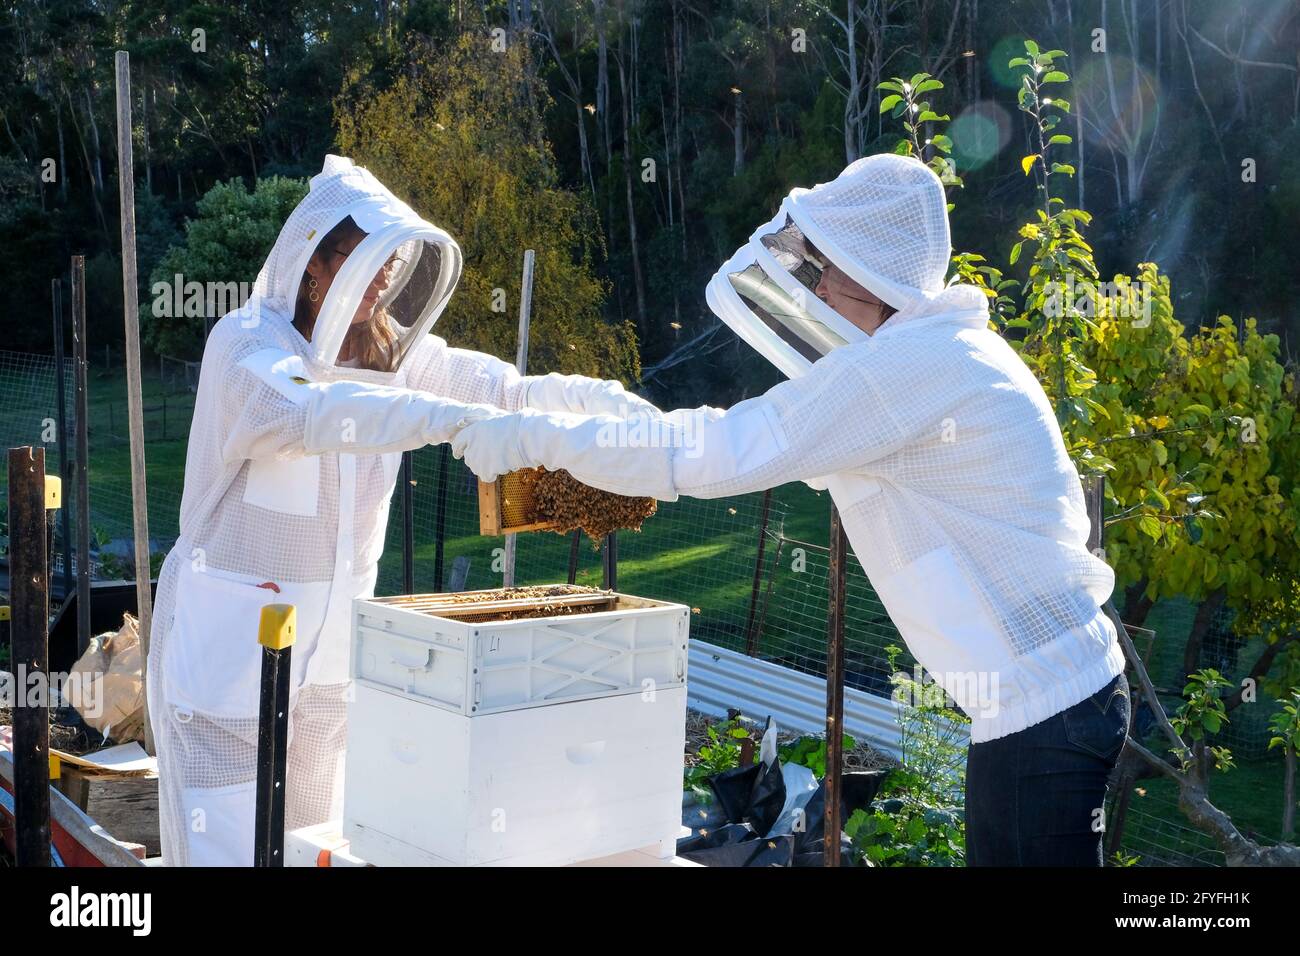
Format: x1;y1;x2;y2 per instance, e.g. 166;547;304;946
49;754;61;781
258;604;297;650
0;606;10;622
44;475;62;510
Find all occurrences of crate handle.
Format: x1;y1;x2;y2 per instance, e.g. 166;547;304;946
564;740;607;765
385;635;435;671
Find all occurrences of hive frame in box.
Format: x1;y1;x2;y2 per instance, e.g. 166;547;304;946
351;587;691;716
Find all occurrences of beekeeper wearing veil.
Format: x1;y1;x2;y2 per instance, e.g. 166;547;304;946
453;154;1130;866
149;155;653;865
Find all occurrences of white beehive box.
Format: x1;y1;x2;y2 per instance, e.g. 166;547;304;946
343;587;692;867
351;587;690;715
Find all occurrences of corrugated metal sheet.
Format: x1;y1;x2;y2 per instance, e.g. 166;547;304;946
686;640;970;759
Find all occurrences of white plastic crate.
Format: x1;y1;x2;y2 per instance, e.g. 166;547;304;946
350;589;690;715
343;683;689;866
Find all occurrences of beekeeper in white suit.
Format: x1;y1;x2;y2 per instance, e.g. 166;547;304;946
453;154;1131;866
148;155;652;866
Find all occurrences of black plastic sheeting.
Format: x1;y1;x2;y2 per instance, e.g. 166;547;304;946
677;759;890;867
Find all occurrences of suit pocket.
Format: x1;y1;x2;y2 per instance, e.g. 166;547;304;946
243;454;320;517
868;545;1004;720
1063;678;1129;760
162;560;330;719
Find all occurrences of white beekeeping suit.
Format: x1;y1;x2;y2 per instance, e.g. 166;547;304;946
148;155;651;866
454;154;1124;745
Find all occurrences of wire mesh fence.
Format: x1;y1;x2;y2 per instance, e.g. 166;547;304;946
3;346;1292;866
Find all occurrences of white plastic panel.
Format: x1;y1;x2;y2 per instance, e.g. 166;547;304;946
343;683;687;866
350;593;690;716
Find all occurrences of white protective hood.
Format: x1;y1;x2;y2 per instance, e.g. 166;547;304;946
705;153;988;379
251;154;463;374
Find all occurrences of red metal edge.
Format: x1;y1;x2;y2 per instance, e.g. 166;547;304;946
1;773;110;867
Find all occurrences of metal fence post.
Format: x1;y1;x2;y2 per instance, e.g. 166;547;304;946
566;530;581;585
743;489;773;656
402;451;415;593
9;447;53;866
254;604;295;867
824;505;848;867
602;532;618;591
71;257;92;657
52;279;73;601
434;445;449;591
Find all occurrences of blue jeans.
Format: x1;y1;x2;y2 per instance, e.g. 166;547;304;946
964;673;1131;866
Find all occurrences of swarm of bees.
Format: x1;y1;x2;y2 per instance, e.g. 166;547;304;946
530;466;658;544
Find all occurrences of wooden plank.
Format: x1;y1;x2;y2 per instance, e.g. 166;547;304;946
478;478;502;535
115;50;155;756
503;249;537;587
58;768;159;857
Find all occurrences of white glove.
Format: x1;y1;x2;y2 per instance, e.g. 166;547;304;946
449;411;532;483
451;407;679;499
522;372;662;418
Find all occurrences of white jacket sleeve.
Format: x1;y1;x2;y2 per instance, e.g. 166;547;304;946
475;343;928;501
520;371;663;417
403;331;661;417
219;341;502;462
403;333;532;411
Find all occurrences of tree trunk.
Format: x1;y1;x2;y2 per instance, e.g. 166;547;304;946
84;85;105;195
1182;587;1227;679
1123;579;1154;627
594;0;611;166
732;88;745;174
618;46;647;334
57;104;68;204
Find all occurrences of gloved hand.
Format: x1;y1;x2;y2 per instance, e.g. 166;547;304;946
450;410;535;483
522;372;662;418
451;405;678;499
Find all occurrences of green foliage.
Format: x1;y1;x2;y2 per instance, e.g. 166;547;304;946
878;73;957;188
884;644;968;804
1172;669;1233;742
682;717;751;802
1169;669;1236;773
335;33;639;382
778;732;855;779
838;645;968;866
1266;687;1300;757
844;777;966;867
143;176;309;359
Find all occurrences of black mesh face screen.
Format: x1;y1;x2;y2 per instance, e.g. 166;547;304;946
727;262;847;363
759;216;825;299
371;238;449;368
383;240;440;332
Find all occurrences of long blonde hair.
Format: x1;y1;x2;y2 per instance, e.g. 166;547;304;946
294;216;400;372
